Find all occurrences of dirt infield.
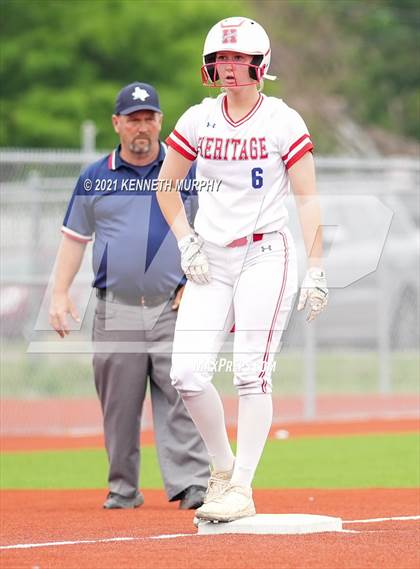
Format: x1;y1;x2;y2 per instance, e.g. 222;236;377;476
1;488;419;569
2;418;419;451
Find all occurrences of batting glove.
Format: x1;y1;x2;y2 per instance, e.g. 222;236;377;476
178;233;211;285
297;267;328;322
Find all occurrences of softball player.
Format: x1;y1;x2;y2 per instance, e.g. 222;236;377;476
157;17;328;523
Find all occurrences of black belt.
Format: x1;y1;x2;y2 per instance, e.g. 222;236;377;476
96;288;173;307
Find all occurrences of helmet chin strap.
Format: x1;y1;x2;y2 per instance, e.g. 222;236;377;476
256;63;277;82
234;62;276;86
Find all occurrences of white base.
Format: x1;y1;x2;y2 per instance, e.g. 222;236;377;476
196;513;342;535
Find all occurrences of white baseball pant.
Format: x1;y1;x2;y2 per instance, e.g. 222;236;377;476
171;228;298;395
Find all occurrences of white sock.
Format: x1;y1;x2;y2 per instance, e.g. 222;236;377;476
181;383;235;472
231;393;273;488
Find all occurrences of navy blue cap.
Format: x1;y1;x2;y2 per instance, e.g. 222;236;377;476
114;82;161;115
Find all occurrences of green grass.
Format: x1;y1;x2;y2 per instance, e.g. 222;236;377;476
256;433;420;488
1;433;418;490
2;346;419;397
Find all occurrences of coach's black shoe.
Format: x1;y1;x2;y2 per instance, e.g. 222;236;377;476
179;485;206;510
103;491;144;509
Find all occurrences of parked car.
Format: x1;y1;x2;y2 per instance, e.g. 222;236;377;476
282;193;419;349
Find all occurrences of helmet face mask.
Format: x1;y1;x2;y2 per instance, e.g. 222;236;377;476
201;17;275;88
201;59;264;88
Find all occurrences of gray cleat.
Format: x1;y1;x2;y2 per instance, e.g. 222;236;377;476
103;491;144;509
179;485;206;510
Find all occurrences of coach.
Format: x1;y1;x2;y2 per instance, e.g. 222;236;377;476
49;82;209;510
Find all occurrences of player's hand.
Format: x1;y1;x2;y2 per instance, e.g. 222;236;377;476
171;285;185;310
178;234;211;285
49;291;80;338
297;268;328;322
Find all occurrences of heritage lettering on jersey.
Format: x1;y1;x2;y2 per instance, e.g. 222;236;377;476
197;136;269;161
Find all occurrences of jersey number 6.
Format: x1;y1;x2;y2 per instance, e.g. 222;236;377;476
251;167;264;189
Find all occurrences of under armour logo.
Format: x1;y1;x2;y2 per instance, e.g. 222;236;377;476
132;87;150;102
261;245;272;252
222;28;237;44
206;121;216;128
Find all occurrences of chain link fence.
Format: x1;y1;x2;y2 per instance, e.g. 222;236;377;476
1;135;419;434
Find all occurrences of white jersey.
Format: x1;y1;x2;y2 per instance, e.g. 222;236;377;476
166;93;313;247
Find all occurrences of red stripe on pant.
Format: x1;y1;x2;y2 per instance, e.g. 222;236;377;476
258;231;289;393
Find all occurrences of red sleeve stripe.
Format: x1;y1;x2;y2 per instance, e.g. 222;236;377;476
282;134;311;162
165;136;196;161
285;143;314;170
61;226;92;243
172;129;197;155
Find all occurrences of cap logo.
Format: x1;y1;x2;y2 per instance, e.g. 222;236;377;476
222;28;237;44
132;87;150;102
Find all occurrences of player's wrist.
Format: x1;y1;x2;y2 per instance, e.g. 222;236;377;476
307;267;326;280
52;286;70;296
178;232;199;251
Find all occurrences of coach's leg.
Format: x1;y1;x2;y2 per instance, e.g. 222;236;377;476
171;275;235;473
93;300;148;498
146;301;209;500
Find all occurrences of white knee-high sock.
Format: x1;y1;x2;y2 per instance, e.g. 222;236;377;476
231;393;273;488
181;383;235;472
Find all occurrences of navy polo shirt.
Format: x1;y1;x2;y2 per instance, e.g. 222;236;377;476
62;143;196;296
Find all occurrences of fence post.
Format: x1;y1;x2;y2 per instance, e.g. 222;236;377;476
303;318;317;420
81;120;96;165
28;170;42;279
27;170;43;341
378;263;391;394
